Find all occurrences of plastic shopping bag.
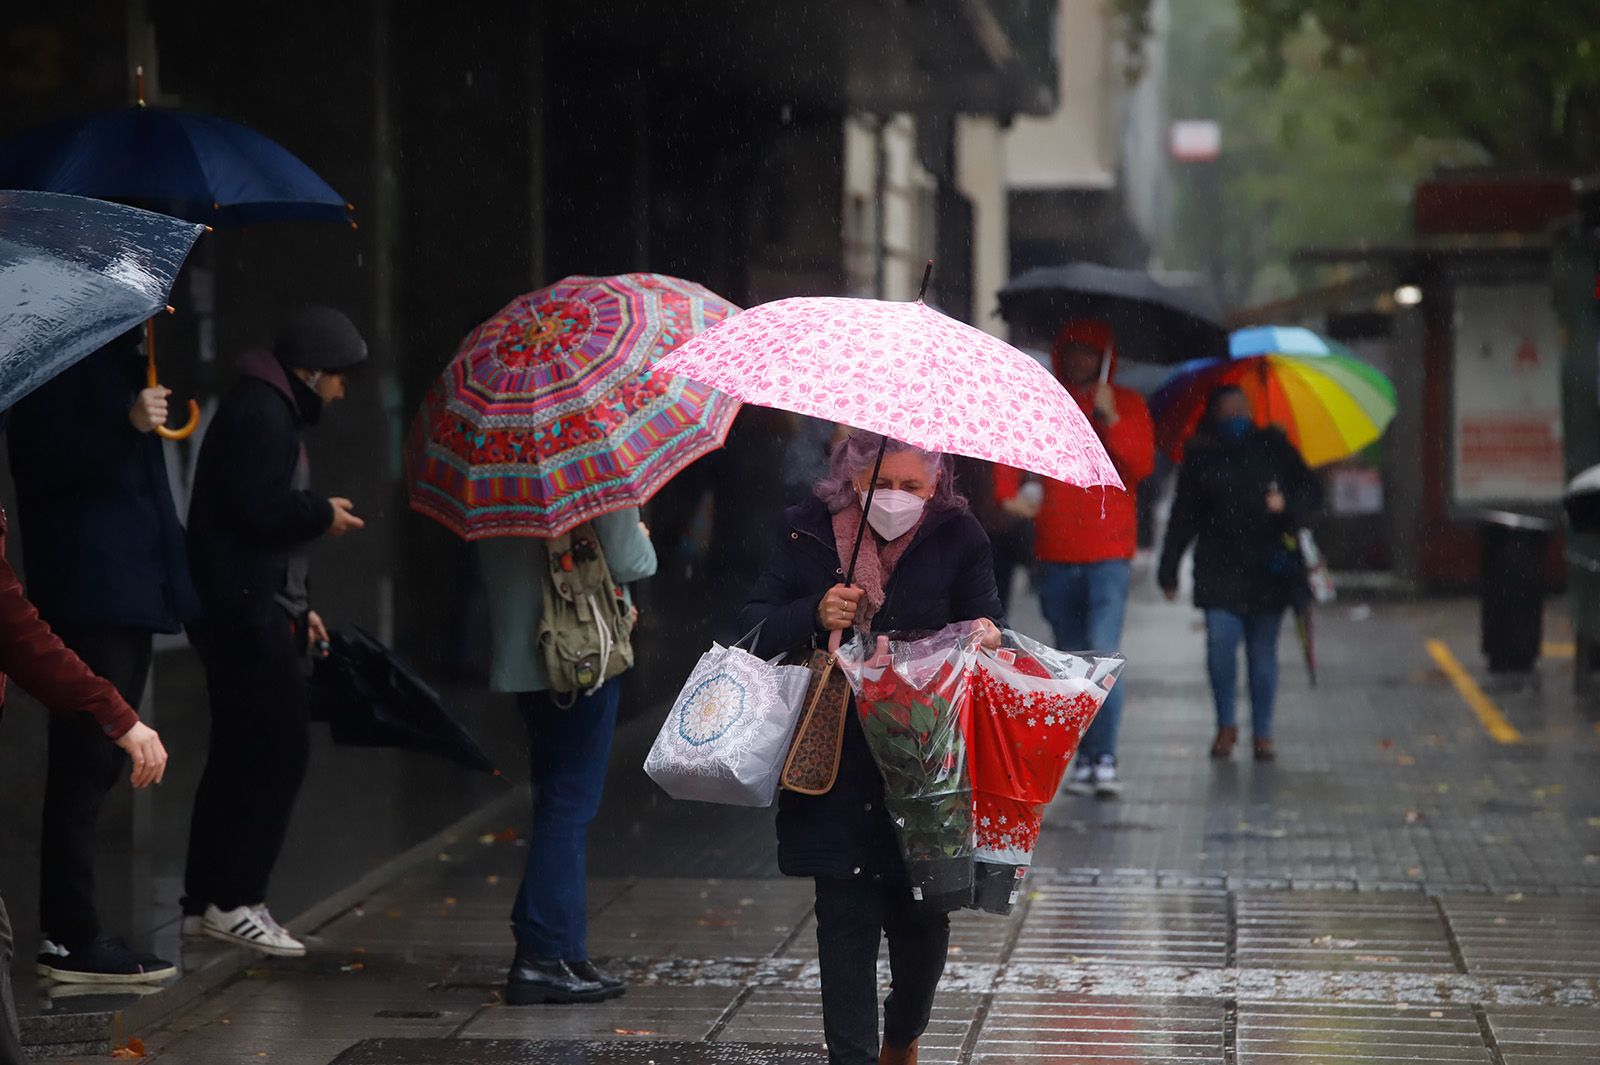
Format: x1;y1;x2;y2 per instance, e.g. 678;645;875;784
968;630;1125;914
644;637;812;807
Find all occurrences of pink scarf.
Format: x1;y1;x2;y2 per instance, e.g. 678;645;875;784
832;502;925;633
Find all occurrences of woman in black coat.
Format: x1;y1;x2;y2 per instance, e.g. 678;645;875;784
740;430;1004;1065
1157;385;1320;761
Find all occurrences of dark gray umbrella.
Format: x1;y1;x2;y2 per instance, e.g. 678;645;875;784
0;190;203;410
997;262;1227;366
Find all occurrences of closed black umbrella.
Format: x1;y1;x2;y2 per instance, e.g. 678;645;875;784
997;263;1227;365
1566;465;1600;533
310;626;497;773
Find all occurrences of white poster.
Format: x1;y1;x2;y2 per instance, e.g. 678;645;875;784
1452;282;1563;505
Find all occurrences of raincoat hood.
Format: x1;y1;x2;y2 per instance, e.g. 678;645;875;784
1051;317;1117;391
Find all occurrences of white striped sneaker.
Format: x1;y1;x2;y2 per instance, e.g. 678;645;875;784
202;904;306;957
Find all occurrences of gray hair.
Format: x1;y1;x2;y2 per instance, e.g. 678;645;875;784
814;430;967;514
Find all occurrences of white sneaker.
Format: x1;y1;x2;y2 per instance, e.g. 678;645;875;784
1063;761;1095;795
180;915;205;939
202;904;305;957
1090;755;1123;799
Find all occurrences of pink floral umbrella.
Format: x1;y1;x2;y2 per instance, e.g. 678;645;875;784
653;283;1123;584
652;292;1122;491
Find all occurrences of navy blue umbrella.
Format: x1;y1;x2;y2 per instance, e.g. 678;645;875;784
0;94;350;228
0;190;203;411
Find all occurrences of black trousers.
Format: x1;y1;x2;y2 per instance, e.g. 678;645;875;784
39;624;151;947
0;894;25;1065
813;874;950;1065
183;620;310;913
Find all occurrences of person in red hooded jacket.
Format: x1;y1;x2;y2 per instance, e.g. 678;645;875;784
994;318;1154;797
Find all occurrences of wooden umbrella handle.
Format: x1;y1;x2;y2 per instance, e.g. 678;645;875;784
156;399;201;441
145;318;201;440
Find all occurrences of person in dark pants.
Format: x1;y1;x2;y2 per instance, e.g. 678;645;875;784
0;503;170;1063
182;308;367;956
478;511;657;1005
7;330;198;984
740;430;1004;1065
1157;385;1320;761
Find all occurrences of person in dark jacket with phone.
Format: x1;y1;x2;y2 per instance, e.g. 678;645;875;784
0;503;169;1065
7;330;198;984
1157;385;1320;762
181;307;366;957
740;430;1003;1065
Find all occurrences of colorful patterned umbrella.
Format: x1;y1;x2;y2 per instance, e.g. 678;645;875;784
407;273;741;539
1151;327;1397;467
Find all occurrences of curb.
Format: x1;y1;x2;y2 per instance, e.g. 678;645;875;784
25;784;529;1057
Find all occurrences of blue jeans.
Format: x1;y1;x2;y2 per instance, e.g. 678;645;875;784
1036;560;1131;762
1204;609;1285;739
512;678;621;960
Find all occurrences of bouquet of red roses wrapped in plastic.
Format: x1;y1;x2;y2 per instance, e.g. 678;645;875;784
836;624;982;912
967;630;1125;913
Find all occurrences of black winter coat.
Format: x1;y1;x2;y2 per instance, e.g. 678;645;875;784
7;334;199;632
738;496;1004;881
1157;427;1321;613
187;351;334;628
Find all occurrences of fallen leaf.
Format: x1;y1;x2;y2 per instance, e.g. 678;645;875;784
1404;810;1424;825
1379;739;1395;751
1587;818;1600;829
1396;754;1417;767
386;909;404;919
494;827;520;843
477;833;496;845
613;1028;657;1036
486;875;500;885
1506;893;1526;902
444;897;459;906
110;1037;147;1059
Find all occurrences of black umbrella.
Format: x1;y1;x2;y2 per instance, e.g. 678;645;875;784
997;262;1228;365
1565;465;1600;533
310;626;497;773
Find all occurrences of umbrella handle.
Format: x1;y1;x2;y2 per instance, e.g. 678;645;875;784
145;319;202;441
156;399;201;441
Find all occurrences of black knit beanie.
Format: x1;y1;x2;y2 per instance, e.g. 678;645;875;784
274;307;368;372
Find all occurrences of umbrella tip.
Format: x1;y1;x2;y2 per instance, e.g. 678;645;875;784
917;260;934;302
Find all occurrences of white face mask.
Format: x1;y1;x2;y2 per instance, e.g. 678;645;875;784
858;488;926;541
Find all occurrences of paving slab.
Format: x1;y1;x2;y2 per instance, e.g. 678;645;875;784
328;1040;828;1064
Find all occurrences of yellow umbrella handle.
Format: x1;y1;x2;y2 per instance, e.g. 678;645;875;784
145;319;201;441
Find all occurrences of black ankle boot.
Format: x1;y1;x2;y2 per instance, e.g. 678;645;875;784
566;958;626;999
505;954;607;1005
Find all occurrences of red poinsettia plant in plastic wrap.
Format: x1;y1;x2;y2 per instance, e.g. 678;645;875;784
837;624;982;912
968;630;1125;913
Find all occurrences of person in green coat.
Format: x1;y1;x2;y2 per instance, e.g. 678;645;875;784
477;508;656;1006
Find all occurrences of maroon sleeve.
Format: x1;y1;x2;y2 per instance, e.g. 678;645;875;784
0;551;138;739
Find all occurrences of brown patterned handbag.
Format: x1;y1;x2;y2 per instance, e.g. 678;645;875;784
780;644;852;795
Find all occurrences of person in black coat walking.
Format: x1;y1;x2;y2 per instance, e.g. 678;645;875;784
7;329;197;984
1157;385;1320;761
182;307;367;957
740;430;1003;1065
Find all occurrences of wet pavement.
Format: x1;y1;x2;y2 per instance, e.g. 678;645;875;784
22;561;1600;1063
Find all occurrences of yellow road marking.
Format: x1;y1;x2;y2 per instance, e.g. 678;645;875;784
1543;642;1576;659
1425;639;1523;744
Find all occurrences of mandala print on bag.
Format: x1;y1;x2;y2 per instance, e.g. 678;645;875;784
678;673;748;747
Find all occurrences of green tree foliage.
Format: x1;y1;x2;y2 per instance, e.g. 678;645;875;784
1162;3;1485;307
1237;0;1600;171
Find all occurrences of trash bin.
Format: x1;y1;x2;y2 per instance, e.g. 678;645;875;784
1480;511;1553;672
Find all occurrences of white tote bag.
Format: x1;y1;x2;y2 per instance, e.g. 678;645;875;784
644;638;811;807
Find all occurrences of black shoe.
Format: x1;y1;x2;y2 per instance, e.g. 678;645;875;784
505;955;608;1005
36;937;177;985
566;959;625;1000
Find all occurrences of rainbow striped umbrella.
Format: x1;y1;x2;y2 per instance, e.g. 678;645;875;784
1151;326;1396;467
407;273;740;539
